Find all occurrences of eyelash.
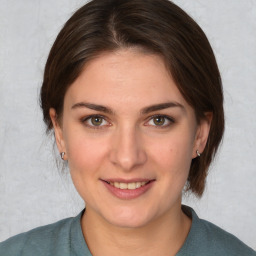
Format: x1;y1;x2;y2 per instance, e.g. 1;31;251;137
81;114;175;129
145;114;175;128
81;115;111;129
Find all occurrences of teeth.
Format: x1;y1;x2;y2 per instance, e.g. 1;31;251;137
119;183;128;189
114;182;120;188
128;183;136;189
110;181;148;190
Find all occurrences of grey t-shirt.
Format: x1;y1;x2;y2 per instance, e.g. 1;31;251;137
0;206;255;256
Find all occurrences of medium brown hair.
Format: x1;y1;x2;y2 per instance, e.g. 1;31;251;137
40;0;224;196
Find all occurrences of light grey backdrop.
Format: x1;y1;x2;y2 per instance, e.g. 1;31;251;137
0;0;255;250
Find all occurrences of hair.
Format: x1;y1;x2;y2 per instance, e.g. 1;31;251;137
40;0;224;197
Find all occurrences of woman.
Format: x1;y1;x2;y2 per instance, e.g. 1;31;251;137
0;0;255;255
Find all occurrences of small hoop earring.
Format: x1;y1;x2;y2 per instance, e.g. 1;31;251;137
196;150;201;157
60;152;65;160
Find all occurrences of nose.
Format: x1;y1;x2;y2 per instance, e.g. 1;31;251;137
109;125;147;172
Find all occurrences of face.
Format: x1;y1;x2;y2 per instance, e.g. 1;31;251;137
50;50;211;228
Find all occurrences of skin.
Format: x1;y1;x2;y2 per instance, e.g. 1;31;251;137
50;49;212;256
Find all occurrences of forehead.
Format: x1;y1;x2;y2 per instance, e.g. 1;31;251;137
64;50;190;111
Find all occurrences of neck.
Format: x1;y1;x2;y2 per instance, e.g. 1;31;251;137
81;203;191;256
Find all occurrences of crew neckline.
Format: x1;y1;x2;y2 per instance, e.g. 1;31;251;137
71;205;198;256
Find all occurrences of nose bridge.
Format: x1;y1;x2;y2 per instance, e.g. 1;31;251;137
109;122;146;171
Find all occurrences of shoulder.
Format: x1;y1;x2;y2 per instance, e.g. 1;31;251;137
199;218;255;255
178;206;256;256
0;211;84;256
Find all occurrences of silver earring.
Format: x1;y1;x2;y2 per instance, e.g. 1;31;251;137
60;152;65;160
196;150;201;157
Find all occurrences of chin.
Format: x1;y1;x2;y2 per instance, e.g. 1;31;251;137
102;206;156;229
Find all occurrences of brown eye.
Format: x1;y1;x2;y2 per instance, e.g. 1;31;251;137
146;115;174;128
82;115;110;129
153;116;166;126
91;116;103;126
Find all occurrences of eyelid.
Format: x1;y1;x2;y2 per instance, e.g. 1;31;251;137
144;114;175;127
81;114;111;129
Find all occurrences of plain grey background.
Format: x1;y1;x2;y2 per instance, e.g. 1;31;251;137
0;0;255;250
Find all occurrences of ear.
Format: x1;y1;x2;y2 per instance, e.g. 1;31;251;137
192;112;212;158
49;108;67;160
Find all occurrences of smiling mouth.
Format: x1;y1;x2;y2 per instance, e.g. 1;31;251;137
104;181;151;190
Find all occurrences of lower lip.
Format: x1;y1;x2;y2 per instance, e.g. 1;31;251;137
102;181;155;200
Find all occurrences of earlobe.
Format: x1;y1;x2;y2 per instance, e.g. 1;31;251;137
193;112;212;158
49;108;66;157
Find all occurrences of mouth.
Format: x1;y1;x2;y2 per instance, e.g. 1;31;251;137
104;180;151;190
100;179;155;199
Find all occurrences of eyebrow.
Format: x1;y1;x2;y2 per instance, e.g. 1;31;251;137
71;101;185;115
71;102;114;114
141;102;185;114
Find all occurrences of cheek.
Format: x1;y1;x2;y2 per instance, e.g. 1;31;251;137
147;130;195;180
64;130;109;176
64;132;111;202
150;132;194;162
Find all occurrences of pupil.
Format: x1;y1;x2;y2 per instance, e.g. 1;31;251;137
154;117;165;125
92;117;102;126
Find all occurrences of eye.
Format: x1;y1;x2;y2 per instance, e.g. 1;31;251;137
146;115;174;127
82;115;110;128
